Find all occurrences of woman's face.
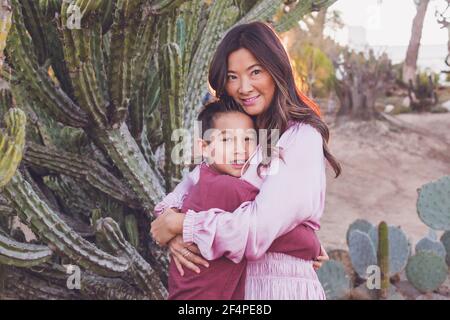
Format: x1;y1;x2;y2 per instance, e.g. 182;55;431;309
225;48;276;117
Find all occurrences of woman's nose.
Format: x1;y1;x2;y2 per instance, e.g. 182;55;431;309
238;77;253;95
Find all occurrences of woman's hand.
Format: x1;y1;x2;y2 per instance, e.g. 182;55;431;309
313;245;329;271
168;235;210;276
150;208;185;246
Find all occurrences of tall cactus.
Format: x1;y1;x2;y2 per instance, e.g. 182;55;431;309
0;0;336;299
377;221;389;299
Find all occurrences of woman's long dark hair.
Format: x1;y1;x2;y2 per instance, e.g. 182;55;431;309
208;21;341;178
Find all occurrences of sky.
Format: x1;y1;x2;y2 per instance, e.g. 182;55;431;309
323;0;449;72
325;0;449;46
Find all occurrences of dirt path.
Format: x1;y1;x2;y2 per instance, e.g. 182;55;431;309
318;113;450;251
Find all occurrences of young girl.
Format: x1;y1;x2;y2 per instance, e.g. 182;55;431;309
161;100;323;300
151;21;340;300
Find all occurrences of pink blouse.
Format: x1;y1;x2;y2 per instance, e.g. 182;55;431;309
154;122;326;264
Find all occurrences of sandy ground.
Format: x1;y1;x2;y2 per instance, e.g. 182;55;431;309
318;112;450;251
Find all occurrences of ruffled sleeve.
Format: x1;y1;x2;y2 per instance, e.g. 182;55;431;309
153;165;200;217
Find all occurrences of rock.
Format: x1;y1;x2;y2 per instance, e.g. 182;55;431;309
328;249;358;285
416;293;450;300
394;280;422;300
384;104;395;113
431;105;449;113
441;100;450;112
347;283;376;300
349;283;407;300
402;97;411;108
435;275;450;297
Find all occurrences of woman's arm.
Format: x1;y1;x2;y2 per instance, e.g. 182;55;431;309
183;124;326;263
153;165;200;217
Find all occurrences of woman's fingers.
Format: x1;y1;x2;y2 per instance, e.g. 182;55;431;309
316;255;328;261
188;243;201;254
313;245;329;271
313;260;322;270
184;244;209;268
173;255;185;277
168;235;209;270
173;251;202;274
319;245;329;260
186;251;209;268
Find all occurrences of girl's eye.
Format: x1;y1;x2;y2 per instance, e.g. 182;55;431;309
222;137;233;142
245;136;255;142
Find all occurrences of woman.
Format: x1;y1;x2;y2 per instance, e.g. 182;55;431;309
151;21;341;299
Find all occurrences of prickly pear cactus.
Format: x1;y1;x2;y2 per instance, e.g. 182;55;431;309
346;218;374;245
369;224;410;276
348;230;377;279
417;175;450;231
440;231;450;267
406;251;448;294
415;229;446;259
317;260;351;300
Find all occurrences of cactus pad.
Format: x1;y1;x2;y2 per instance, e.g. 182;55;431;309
406;251;448;293
417;176;450;231
348;230;377;278
317;260;350;300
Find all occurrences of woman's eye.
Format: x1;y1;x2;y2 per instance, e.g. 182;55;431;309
252;69;261;76
227;74;237;80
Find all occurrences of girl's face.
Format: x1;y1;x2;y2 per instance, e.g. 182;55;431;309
225;48;276;117
200;112;257;177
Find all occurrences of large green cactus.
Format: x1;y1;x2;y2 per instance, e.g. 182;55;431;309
0;0;336;299
0;107;26;187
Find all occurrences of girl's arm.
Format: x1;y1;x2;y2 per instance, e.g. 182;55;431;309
182;124;326;263
153;165;200;217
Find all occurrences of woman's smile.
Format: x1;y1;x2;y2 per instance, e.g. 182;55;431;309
241;95;261;106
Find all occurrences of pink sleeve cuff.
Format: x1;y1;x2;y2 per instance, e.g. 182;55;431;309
153;192;185;217
182;209;197;244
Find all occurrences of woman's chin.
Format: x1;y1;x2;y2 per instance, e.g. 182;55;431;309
243;105;264;116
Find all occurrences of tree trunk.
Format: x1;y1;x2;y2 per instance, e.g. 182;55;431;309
402;0;430;84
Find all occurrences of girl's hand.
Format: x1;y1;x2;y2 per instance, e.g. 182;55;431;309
150;208;185;246
313;245;329;271
168;235;209;276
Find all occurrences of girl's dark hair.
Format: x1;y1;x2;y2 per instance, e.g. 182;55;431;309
208;21;341;178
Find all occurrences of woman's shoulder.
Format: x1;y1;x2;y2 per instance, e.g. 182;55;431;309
280;121;322;148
